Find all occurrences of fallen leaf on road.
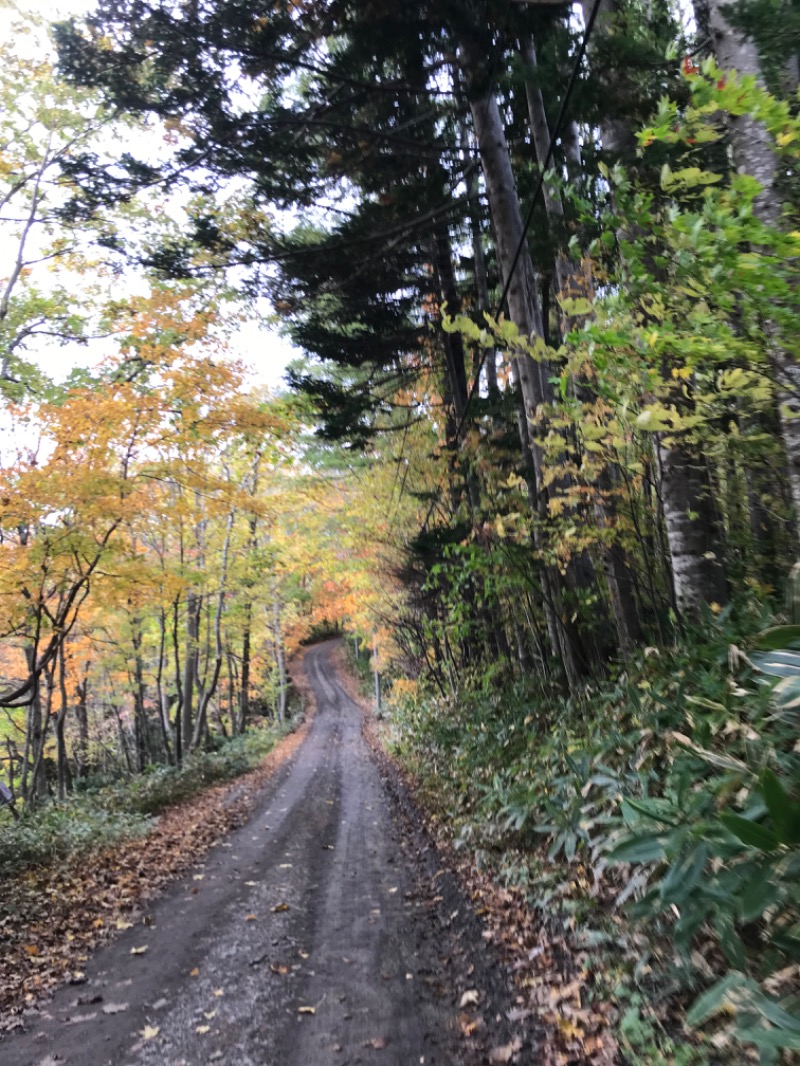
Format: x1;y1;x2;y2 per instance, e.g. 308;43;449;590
245;914;257;921
213;988;224;997
196;1024;210;1034
272;902;290;913
488;1038;523;1064
190;967;200;977
270;963;290;975
459;990;479;1008
279;863;293;869
140;1025;160;1040
244;880;257;886
102;1003;129;1015
23;945;39;957
297;1006;315;1014
115;919;133;930
204;1010;217;1020
130;946;148;956
364;1037;387;1049
458;1013;480;1036
193;875;205;881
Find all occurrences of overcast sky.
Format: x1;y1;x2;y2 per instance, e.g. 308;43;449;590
2;0;300;393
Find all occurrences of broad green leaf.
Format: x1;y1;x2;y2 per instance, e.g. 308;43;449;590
751;626;800;651
607;832;667;864
761;770;800;844
660;843;708;905
721;812;779;851
687;972;750;1026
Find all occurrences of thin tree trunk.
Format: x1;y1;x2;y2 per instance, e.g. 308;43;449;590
271;586;288;722
56;643;72;800
74;661;90;779
181;591;200;755
172;594;184;764
192;508;235;751
131;618;149;772
155;608;174;764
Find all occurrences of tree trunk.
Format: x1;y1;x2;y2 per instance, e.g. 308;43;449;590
656;438;728;615
706;0;800;526
131;618;149;772
23;645;50;804
180;590;200;756
239;603;252;734
192;508;235;751
155;608;174;764
271;586;288;722
56;643;72;800
74;662;90;779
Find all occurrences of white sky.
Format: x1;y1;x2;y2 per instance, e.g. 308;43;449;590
1;0;300;393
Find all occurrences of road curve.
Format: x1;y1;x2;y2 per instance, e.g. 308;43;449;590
0;640;512;1066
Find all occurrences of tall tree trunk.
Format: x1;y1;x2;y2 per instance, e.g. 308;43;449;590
461;70;585;684
172;593;184;764
181;590;200;756
239;601;252;735
131;617;149;772
460;117;498;395
155;608;174;765
706;0;800;528
74;662;90;779
23;645;50;804
271;585;288;722
56;643;72;800
520;36;641;655
192;508;235;751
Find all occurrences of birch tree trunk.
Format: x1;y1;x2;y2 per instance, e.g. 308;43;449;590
706;0;800;528
656;439;728;613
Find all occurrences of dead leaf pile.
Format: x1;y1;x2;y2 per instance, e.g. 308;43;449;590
0;673;314;1026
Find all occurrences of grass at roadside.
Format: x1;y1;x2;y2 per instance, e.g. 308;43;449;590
0;722;289;881
372;607;800;1065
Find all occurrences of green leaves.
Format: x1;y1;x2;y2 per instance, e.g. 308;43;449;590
720;812;779;851
660;164;722;191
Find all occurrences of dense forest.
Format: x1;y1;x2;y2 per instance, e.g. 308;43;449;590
2;0;800;1059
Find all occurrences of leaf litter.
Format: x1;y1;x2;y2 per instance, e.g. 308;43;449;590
0;716;312;1026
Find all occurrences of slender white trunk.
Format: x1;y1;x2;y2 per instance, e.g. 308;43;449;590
656;439;728;613
707;0;800;525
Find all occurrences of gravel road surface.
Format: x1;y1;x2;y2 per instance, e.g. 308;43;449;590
0;640;516;1066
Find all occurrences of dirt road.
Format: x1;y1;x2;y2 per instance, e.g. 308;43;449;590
1;641;517;1066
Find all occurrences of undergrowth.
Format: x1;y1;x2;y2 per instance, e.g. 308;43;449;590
0;722;287;880
384;605;800;1063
